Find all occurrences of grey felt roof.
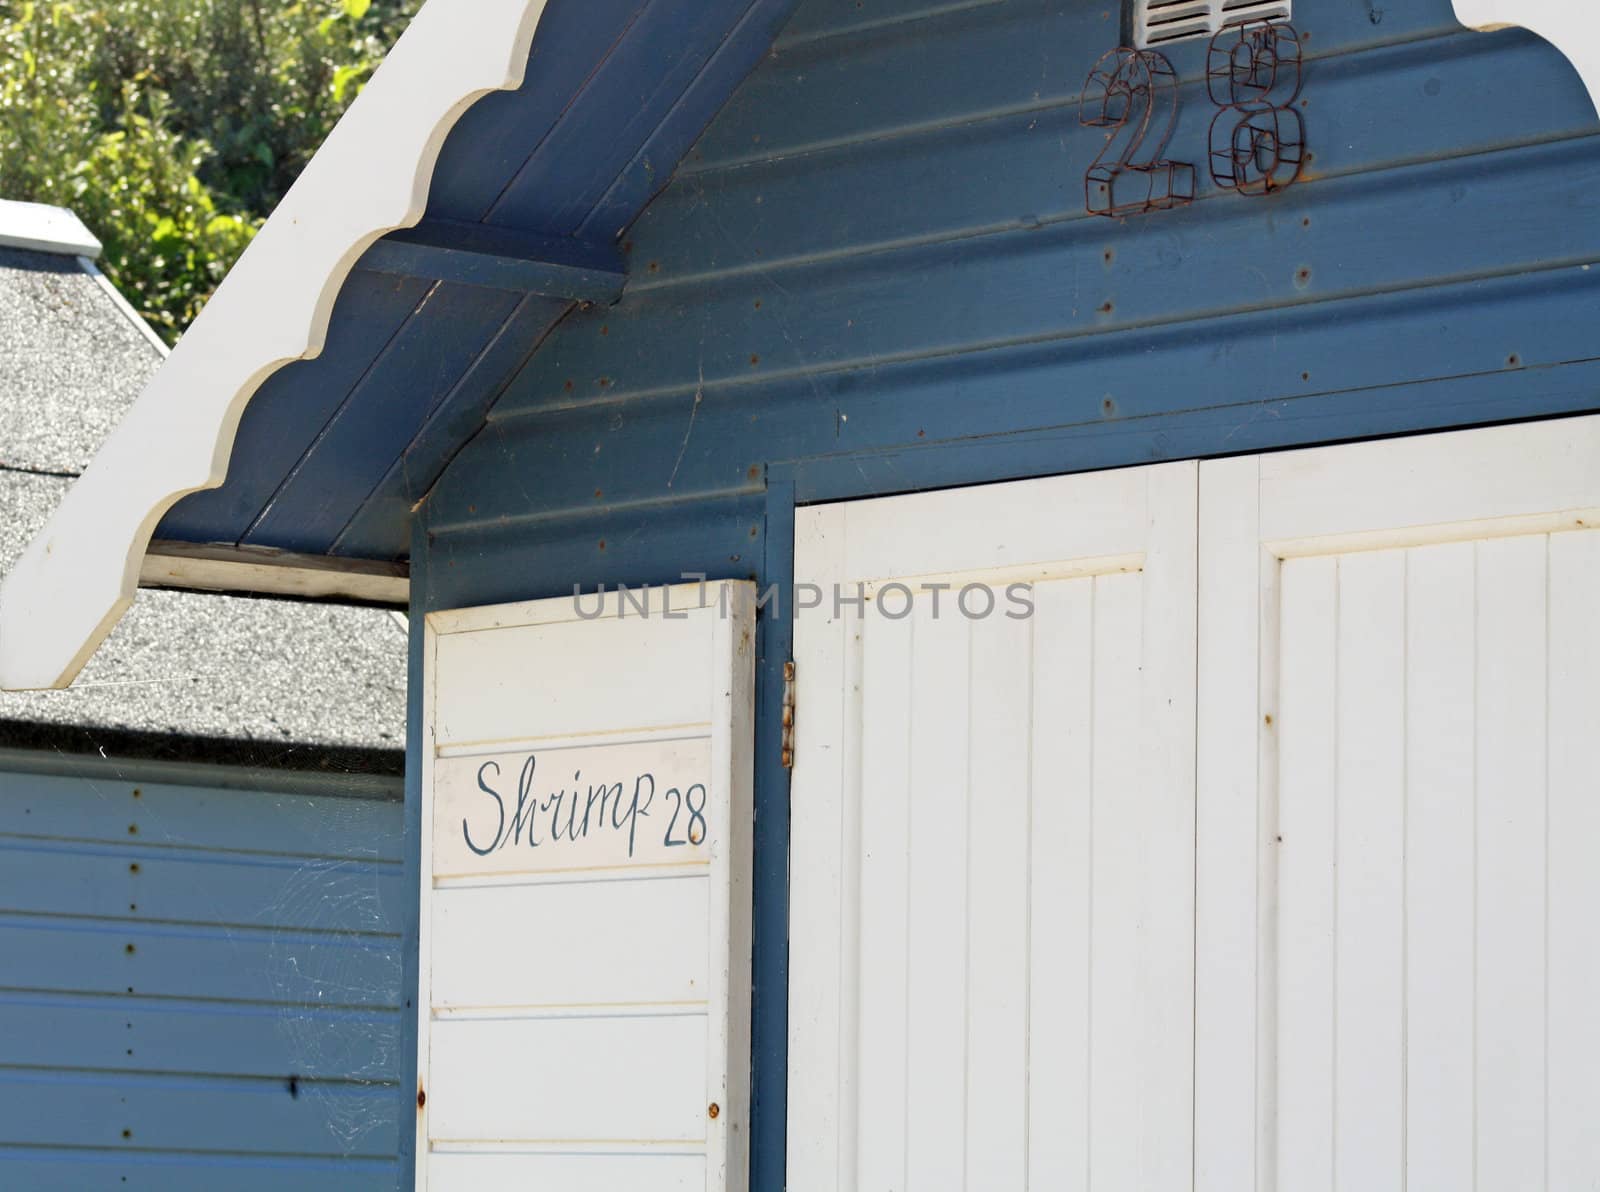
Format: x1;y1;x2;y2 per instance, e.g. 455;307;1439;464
0;244;406;763
0;247;155;473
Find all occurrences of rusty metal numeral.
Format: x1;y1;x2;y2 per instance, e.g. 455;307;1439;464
1080;47;1195;218
1207;19;1306;196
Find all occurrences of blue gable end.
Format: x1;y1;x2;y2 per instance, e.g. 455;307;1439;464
408;0;1600;1185
151;0;800;564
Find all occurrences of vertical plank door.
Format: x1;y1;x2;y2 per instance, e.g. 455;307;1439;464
1197;414;1600;1192
417;582;755;1191
788;461;1198;1191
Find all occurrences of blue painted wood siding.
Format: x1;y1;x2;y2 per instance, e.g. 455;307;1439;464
425;0;1600;600
410;1;1600;1185
0;762;404;1189
154;0;802;564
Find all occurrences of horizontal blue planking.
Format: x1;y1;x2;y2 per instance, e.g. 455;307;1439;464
699;4;1446;171
423;492;765;611
432;145;1600;528
0;768;400;856
428;262;1600;530
635;29;1596;285
432;384;805;531
0;760;405;1184
414;3;1600;1187
0;991;398;1081
790;354;1600;503
0;1151;396;1192
819;267;1600;459
493;125;1600;413
772;0;1005;49
689;0;1125;170
686;0;1464;170
2;918;401;1006
0;1070;397;1155
0;842;403;932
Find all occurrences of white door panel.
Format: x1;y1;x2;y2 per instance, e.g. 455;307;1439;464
1198;416;1600;1192
418;583;754;1192
789;462;1198;1191
793;415;1600;1190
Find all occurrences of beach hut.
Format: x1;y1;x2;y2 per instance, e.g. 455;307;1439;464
3;1;1597;1186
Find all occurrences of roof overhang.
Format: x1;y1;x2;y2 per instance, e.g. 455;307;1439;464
0;0;548;689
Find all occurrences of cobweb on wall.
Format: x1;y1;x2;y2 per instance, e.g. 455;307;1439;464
260;794;408;1157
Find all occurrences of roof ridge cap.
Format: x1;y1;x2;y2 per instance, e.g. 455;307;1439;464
0;199;103;259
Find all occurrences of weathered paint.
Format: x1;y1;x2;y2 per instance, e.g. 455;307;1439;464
411;1;1600;1185
0;757;405;1188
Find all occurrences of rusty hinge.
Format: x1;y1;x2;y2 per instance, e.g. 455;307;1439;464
780;660;796;769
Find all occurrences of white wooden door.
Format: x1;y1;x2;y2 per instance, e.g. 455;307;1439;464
417;582;754;1192
1197;416;1600;1191
788;461;1198;1191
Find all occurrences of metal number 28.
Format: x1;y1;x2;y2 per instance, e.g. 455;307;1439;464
1207;19;1306;195
1080;47;1195;218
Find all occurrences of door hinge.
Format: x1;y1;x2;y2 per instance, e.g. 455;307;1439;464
781;660;796;769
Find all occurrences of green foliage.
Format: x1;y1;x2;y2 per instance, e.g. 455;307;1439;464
0;0;420;342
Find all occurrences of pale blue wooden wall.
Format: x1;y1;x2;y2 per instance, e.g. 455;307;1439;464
0;758;404;1188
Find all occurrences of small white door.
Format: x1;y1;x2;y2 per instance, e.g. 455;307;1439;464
417;582;754;1192
1197;416;1600;1191
788;461;1198;1190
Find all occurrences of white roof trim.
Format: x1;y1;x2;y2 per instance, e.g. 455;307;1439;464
0;0;548;691
0;199;103;258
1453;0;1600;116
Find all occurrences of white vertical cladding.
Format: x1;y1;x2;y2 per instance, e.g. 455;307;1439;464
417;582;755;1192
1194;456;1268;1192
1545;529;1600;1191
1196;414;1600;1191
788;462;1198;1190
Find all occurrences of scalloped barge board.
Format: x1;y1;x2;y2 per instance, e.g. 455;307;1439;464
0;0;549;690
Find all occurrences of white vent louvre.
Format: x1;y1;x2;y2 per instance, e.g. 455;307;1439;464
1134;0;1291;48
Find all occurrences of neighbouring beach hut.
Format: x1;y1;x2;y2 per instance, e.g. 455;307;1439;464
0;201;410;1187
3;1;1599;1187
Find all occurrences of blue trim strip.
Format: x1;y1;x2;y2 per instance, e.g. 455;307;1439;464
750;472;795;1191
397;532;427;1189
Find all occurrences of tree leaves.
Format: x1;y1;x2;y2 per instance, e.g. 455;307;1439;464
0;0;420;343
